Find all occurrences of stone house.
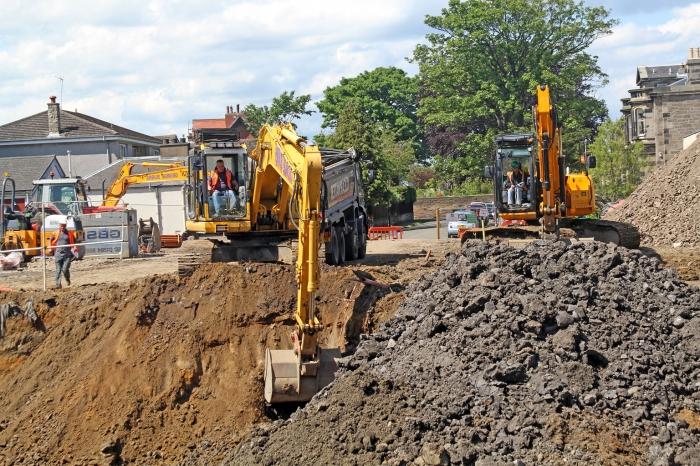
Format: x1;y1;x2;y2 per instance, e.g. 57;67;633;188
621;48;700;164
0;97;162;178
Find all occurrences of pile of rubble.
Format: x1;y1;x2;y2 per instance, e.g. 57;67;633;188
232;240;700;465
605;140;700;247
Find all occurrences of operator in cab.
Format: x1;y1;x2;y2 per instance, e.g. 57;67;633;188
506;160;528;206
208;159;239;216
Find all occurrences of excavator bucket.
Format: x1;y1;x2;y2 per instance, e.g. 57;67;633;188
264;347;340;404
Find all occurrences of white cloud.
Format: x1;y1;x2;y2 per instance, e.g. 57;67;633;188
0;0;445;136
591;2;700;116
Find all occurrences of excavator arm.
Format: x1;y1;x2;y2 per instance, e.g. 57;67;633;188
534;84;563;234
103;162;188;207
254;124;337;404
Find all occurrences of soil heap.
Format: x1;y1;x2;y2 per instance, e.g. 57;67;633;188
605;139;700;247
0;261;406;465
232;240;700;465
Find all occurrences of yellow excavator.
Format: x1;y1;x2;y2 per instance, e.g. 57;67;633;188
102;161;188;208
178;124;355;402
245;124;339;403
463;85;640;248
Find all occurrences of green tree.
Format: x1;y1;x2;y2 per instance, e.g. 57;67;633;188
589;118;645;201
317;67;427;162
243;90;313;135
320;102;396;208
413;0;616;190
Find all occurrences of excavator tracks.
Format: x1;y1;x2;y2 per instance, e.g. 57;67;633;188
177;239;214;278
561;218;641;249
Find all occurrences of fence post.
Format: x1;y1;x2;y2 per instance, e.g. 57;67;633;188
41;201;46;291
436;208;440;240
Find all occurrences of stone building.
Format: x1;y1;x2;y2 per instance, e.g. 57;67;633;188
621;47;700;164
0;97;162;177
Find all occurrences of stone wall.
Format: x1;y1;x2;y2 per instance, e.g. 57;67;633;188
414;195;493;220
653;90;700;160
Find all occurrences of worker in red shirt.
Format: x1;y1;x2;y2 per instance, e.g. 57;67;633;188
208;159;239;216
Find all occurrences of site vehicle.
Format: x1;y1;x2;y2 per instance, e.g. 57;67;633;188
447;210;478;238
463;85;640;248
180;126;368;270
1;176;85;260
320;149;368;265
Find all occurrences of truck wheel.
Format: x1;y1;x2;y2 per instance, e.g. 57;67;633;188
357;225;367;259
325;229;340;265
336;227;346;264
324;238;335;265
345;229;359;261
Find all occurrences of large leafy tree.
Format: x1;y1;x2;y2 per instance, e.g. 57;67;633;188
243;90;313;135
414;0;616;189
589;118;645;201
319;101;397;208
317;67;427;162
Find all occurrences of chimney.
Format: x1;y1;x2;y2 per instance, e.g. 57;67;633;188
225;105;235;127
47;96;61;137
236;104;240;113
688;47;700;84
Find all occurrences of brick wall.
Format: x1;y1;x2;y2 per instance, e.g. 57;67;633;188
414;195;493;220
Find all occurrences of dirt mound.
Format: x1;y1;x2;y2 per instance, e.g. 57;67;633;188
0;260;411;465
232;240;700;465
605;140;700;247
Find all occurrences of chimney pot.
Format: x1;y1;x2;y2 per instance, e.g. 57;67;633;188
236;104;240;113
49;96;56;103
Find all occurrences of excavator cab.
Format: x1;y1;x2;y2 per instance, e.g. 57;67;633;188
186;142;251;222
493;134;538;217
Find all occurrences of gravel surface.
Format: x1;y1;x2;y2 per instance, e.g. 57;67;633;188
605;140;700;247
230;240;700;466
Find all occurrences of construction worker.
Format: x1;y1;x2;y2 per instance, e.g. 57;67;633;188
50;220;78;288
506;160;527;205
208;159;239;215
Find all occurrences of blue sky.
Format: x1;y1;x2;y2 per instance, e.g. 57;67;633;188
0;0;698;140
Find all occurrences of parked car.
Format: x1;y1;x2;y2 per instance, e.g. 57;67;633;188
485;201;496;221
447;210;478;238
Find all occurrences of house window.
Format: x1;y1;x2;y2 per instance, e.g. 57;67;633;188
120;144;127;158
133;145;146;157
635;108;645;137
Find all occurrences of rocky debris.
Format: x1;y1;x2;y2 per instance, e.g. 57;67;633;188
0;259;422;465
0;300;39;338
231;240;700;465
605;139;700;247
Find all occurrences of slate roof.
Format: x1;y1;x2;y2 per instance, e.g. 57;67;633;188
0;155;65;192
637;65;685;84
0;109;161;144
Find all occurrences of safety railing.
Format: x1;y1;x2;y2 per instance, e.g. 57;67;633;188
368;226;404;240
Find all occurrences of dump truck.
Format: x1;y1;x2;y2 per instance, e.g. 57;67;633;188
320;149;368;265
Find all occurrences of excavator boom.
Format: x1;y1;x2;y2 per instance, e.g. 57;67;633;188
253;124;339;404
103;162;188;207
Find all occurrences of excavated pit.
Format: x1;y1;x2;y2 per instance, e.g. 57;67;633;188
0;261;415;465
231;240;700;466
